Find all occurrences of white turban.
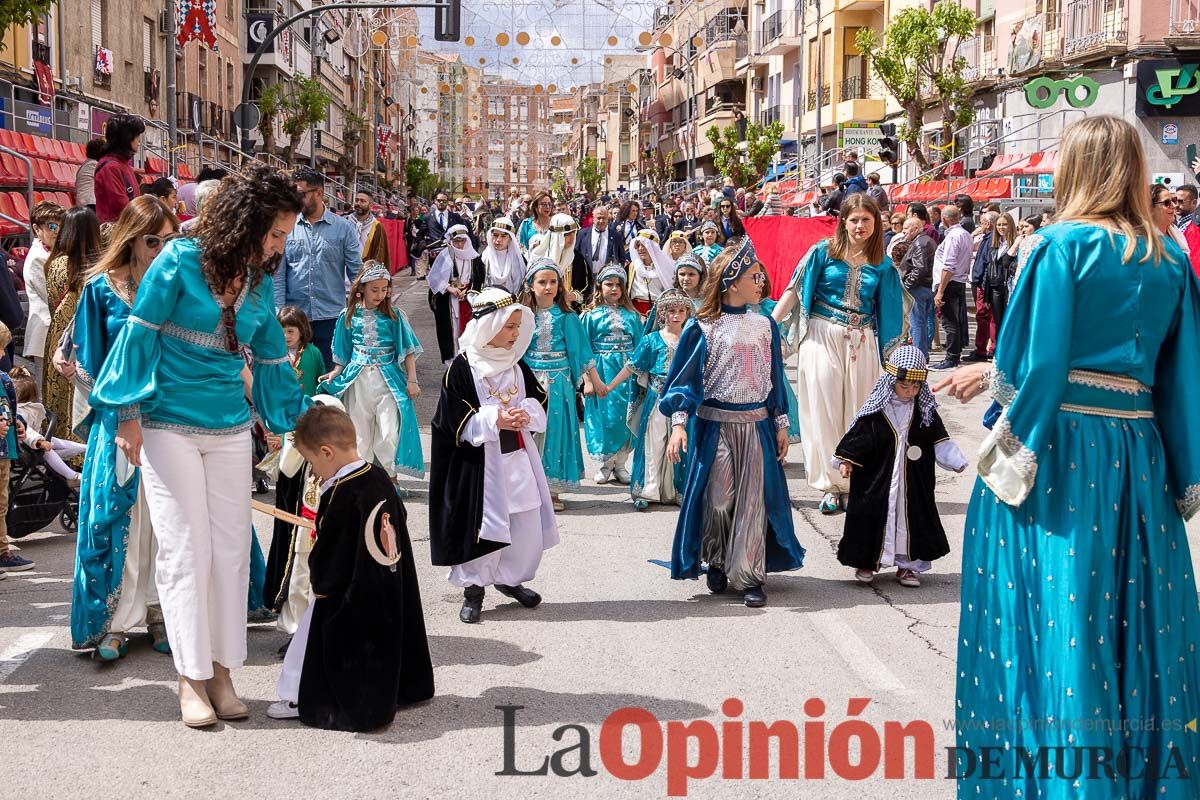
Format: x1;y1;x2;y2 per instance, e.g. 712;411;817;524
429;224;480;294
530;213;579;273
481;216;525;295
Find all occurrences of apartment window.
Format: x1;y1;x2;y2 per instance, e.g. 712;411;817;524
143;18;154;72
91;0;106;49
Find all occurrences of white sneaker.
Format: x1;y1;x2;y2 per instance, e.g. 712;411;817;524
611;466;631;485
593;467;611;485
854;568;875;584
267;700;300;720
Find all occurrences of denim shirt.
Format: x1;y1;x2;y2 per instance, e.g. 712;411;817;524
273;209;364;321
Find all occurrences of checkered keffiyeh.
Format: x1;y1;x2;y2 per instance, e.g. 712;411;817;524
852;345;938;427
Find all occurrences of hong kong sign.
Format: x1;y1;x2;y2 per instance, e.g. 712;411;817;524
1137;60;1200;117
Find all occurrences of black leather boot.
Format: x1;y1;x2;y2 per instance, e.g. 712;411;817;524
495;584;542;608
460;585;484;623
743;585;767;608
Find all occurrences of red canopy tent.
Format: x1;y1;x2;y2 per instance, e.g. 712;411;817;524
742;215;837;299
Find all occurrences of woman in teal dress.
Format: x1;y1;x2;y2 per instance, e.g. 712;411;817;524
581;264;642;484
941;117;1200;799
67;196;178;659
317;261;424;480
90;166;309;728
522;257;604;509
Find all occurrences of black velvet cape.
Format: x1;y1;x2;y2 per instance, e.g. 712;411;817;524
833;405;953;570
297;463;435;732
428;256;485;363
428;354;547;567
263;466;306;613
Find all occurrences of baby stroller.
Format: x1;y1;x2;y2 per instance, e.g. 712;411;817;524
8;409;78;538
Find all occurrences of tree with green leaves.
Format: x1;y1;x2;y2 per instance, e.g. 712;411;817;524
549;170;568;200
641;148;677;195
0;0;56;50
256;77;333;166
706;120;784;188
576;156;604;197
856;1;977;174
405;156;437;200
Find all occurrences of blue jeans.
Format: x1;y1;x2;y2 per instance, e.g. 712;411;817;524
909;286;934;357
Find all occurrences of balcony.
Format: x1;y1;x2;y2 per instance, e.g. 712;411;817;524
1007;14;1064;74
759;11;800;56
1062;0;1128;60
960;35;998;85
758;105;797;134
1168;0;1200;45
804;85;831;112
835;76;885;123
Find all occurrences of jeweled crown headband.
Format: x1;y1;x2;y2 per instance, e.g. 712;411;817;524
884;362;928;382
719;237;758;290
524;257;562;286
597;264;628;284
358;261;390;284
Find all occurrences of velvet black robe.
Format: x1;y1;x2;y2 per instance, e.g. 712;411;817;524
298;463;434;732
833;406;953;570
428;256;485;363
567;251;595;311
263;467;305;612
428;354;547;566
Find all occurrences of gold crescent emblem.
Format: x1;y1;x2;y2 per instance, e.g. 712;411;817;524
364;500;401;570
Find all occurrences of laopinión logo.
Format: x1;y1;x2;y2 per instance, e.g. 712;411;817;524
496;700;1194;797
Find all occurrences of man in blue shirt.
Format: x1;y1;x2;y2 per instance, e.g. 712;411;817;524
274;167;363;369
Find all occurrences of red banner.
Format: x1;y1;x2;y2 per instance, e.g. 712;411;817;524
742;215;837;299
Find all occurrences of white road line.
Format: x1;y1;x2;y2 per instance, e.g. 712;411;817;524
805;610;915;698
0;628;56;684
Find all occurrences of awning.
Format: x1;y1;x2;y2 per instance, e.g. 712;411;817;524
976;150;1056;176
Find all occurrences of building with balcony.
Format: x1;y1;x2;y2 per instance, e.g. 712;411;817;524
469;76;554;198
649;0;749;180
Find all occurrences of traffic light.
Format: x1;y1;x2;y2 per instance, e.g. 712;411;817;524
434;0;461;41
879;123;898;166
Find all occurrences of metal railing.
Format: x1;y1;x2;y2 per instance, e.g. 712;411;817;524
1063;0;1128;56
805;85;831;111
960;35;996;83
1009;13;1064;73
1169;0;1200;35
839;76;866;102
762;10;782;44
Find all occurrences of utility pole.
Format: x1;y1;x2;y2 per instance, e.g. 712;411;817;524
813;0;822;181
165;0;177;177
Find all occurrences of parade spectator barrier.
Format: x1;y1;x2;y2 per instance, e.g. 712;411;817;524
743;215;837;300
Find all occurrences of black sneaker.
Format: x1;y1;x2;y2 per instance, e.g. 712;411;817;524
929;359;960;370
0;551;34;571
743;585;767;608
706;566;728;594
961;352;991;363
496;584;542;608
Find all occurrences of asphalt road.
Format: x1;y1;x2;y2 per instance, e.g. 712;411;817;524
4;272;1199;799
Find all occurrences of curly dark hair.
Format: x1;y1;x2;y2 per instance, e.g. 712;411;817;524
194;164;302;294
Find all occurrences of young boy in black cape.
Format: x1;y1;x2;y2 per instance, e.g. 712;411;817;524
268;404;434;730
833;345;968;589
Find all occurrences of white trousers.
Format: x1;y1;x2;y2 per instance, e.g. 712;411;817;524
795;318;881;494
277;537;313;636
344;367;400;478
277;601;313;704
448;508;544;588
637;409;677;504
109;484;162;633
140;427;252;680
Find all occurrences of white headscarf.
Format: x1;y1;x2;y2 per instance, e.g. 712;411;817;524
530;213;579;273
458;288;534;378
429;224;480;294
481;217;525;294
630;230;675;296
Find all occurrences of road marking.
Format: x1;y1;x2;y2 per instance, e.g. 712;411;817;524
30;602;70;609
24;577;71;584
805;610;915;698
0;628;56;684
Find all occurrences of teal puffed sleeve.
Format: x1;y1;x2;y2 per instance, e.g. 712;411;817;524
330;310;352;367
248;276;310;434
629;332;659;376
90;245;184;420
977;234;1074;506
873;257;911;359
561;309;596;386
1152;254;1200;521
394;310;423;360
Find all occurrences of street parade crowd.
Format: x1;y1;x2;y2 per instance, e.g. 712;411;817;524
1;112;1200;798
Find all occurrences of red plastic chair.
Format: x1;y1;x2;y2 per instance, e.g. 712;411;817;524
0;194;20;235
52;161;73;189
9;191;31;224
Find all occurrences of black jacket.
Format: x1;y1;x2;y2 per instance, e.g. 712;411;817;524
575;224;627;269
898;233;937;290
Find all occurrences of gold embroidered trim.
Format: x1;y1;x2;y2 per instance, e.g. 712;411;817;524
1067;369;1149;395
1058;403;1154;420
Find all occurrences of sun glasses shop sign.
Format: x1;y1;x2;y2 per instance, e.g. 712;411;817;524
1137;61;1200;117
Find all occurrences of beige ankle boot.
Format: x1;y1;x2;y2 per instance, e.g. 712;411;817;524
178;675;217;728
206;663;249;720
